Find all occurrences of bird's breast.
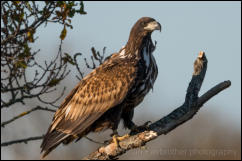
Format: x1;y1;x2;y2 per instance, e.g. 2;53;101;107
125;42;158;108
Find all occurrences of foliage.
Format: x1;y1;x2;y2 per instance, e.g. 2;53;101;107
1;2;108;145
1;1;87;108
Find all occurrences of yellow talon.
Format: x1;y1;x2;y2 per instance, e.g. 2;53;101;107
117;134;130;141
112;134;130;147
112;135;118;147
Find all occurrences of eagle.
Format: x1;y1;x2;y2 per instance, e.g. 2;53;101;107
41;17;161;158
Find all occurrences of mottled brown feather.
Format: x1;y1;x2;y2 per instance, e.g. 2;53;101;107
41;17;160;158
59;65;134;132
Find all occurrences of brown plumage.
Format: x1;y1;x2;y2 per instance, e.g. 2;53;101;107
40;17;161;158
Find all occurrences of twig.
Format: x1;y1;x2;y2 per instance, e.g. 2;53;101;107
1;106;55;128
84;136;106;145
1;135;44;147
83;51;231;160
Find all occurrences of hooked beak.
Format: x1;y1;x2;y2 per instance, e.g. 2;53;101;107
144;21;161;32
198;51;205;58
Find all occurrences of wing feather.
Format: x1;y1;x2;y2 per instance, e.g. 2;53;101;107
49;58;137;136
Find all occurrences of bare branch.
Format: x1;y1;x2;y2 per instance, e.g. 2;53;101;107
1;135;44;147
83;51;231;160
1;1;86;109
74;47;107;81
197;80;231;107
1;106;55;128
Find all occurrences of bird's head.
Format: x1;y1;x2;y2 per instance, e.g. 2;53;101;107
127;17;161;45
126;17;161;53
130;17;161;36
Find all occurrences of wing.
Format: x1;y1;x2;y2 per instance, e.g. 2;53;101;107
50;57;137;136
40;53;138;158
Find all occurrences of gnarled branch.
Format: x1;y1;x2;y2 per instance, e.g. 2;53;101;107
83;51;231;160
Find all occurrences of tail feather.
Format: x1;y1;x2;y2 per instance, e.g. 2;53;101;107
40;130;70;158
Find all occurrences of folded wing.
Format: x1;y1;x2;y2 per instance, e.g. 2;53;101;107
41;57;137;157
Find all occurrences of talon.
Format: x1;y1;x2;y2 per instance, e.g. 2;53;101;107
112;135;119;147
130;121;151;135
143;121;152;127
140;121;151;130
112;134;130;147
117;134;130;141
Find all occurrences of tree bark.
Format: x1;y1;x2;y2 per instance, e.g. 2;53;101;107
83;51;231;160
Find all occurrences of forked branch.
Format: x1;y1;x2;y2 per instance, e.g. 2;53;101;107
83;51;231;160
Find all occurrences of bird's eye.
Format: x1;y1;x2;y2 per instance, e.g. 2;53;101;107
141;22;145;26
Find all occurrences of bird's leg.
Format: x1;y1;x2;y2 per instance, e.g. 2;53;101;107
105;106;130;146
110;129;119;137
109;129;129;147
122;109;151;134
111;134;130;148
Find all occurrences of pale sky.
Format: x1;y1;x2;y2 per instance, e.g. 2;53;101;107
2;1;241;159
34;1;241;125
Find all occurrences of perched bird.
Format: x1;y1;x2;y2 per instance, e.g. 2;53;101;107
41;17;161;158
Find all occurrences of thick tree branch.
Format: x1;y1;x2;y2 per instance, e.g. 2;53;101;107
83;51;231;160
197;80;231;107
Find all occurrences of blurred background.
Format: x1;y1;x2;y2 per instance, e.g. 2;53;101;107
1;1;241;160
